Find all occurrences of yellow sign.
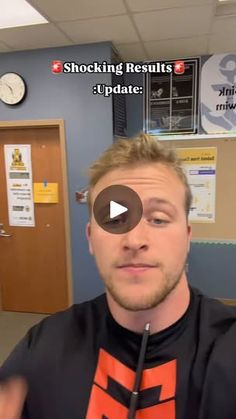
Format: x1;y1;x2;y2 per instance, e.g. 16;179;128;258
10;148;26;170
33;183;58;203
176;147;217;164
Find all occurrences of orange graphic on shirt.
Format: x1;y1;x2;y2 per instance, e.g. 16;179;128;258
86;348;176;418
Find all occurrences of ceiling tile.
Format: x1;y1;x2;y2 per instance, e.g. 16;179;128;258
29;0;127;21
133;5;213;41
216;3;236;17
58;16;139;44
0;24;72;50
126;0;213;13
0;42;13;52
145;36;209;60
212;16;236;33
209;33;236;54
115;43;148;61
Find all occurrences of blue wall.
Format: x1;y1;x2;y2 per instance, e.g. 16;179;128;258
0;42;113;303
188;243;236;299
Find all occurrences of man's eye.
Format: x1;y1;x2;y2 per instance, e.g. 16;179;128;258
150;218;169;225
102;214;127;226
104;218;123;225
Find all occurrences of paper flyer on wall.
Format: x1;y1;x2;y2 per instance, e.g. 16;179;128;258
176;147;217;223
4;144;35;227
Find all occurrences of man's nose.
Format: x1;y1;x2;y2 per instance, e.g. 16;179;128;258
122;219;149;251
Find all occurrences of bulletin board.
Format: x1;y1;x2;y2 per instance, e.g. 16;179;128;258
163;137;236;241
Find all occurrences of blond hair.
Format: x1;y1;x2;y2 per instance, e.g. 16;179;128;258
86;133;192;218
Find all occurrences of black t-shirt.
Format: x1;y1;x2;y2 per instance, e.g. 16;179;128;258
0;286;236;419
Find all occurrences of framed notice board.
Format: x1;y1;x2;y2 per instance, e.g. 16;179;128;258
145;58;199;135
163;137;236;241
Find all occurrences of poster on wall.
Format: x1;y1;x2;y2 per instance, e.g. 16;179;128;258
176;147;217;223
145;58;199;135
4;144;35;227
201;53;236;134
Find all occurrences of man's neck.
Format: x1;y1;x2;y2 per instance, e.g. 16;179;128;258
106;277;191;335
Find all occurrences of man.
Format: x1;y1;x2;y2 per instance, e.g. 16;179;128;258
0;133;235;419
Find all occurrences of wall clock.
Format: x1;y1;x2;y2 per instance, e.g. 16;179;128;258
0;72;27;105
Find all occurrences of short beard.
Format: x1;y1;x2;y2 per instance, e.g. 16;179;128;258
103;263;186;312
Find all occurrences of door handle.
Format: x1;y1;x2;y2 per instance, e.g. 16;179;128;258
0;232;12;237
0;223;12;237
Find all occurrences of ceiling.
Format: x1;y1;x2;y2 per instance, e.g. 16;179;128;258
0;0;236;60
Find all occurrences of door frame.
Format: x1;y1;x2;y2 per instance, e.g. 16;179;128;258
0;119;73;308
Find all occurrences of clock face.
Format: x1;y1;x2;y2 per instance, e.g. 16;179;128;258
0;72;26;105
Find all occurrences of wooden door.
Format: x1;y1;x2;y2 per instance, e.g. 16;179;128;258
0;124;71;314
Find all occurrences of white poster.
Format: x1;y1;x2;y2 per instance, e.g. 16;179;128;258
201;53;236;133
176;147;217;223
4;144;35;227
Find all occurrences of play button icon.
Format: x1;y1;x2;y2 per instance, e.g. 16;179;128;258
93;185;143;234
110;200;128;219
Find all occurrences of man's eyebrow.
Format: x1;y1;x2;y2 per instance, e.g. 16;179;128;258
143;197;177;211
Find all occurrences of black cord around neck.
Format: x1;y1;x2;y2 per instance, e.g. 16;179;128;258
127;322;150;419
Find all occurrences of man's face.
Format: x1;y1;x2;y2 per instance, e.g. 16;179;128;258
86;163;192;311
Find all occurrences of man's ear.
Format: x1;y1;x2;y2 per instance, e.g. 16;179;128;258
86;222;94;255
187;223;192;253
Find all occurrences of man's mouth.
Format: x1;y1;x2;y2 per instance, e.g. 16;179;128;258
117;264;156;273
118;264;155;268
